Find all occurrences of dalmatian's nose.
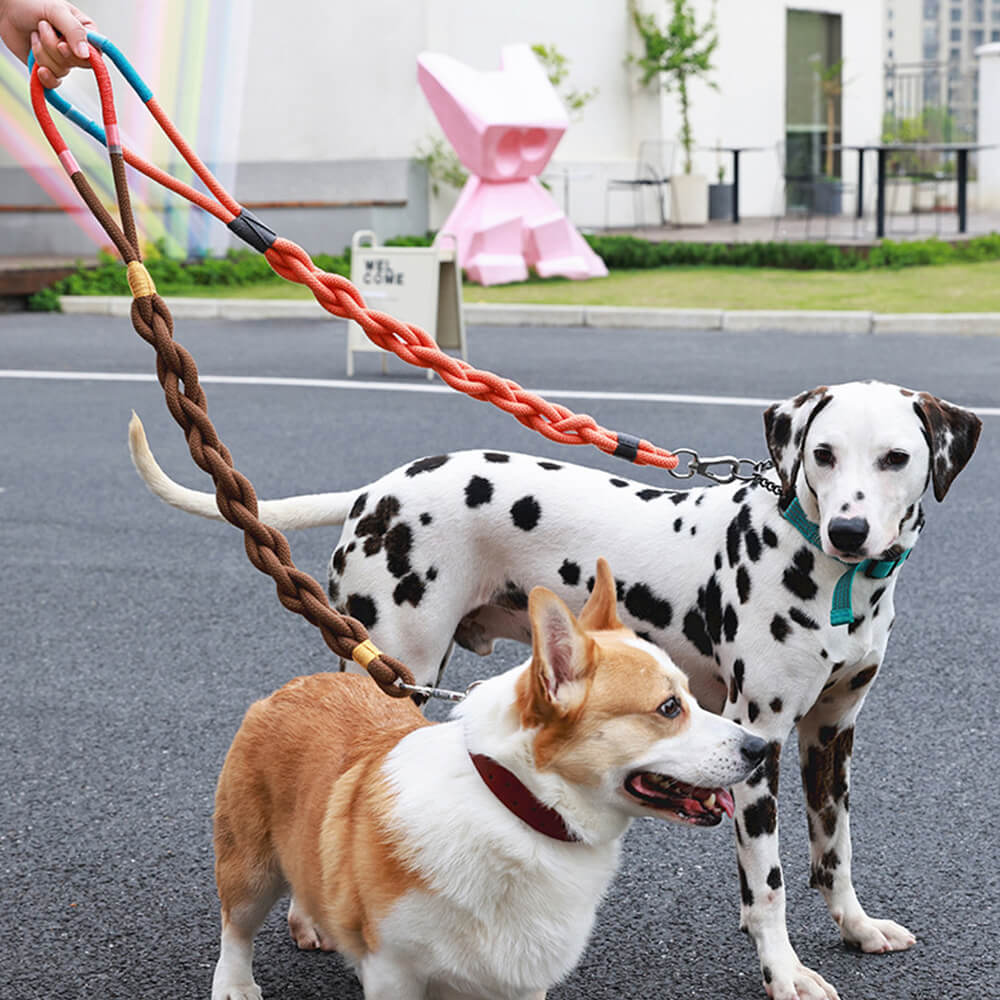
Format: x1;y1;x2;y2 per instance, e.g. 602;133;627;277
828;517;869;554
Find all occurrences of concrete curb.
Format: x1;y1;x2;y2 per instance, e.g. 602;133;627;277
57;295;1000;335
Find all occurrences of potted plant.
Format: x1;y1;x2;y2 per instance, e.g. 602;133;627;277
708;157;732;220
812;58;844;215
629;0;718;226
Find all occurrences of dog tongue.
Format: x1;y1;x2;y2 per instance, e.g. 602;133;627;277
716;788;735;818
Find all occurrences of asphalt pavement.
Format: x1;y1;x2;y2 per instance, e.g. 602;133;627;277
1;313;998;1000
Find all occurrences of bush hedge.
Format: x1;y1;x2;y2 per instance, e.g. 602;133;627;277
28;231;1000;311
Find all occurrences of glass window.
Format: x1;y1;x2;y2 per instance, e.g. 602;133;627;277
951;27;962;39
950;7;961;21
993;28;1000;39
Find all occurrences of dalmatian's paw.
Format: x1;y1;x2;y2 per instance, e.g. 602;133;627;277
840;914;916;953
765;961;840;1000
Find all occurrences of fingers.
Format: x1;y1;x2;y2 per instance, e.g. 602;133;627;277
44;1;91;59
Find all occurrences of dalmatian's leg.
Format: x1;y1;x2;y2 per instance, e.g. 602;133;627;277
724;697;839;1000
797;666;917;954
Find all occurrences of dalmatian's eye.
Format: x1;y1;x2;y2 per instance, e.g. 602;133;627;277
813;446;835;467
883;450;910;469
657;696;682;718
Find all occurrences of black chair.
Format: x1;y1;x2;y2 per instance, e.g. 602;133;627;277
604;140;675;228
773;140;855;240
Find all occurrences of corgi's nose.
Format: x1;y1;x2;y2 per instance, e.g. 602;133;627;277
741;735;768;769
828;516;869;554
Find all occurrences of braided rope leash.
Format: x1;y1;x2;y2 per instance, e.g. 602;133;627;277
31;32;679;472
29;44;414;698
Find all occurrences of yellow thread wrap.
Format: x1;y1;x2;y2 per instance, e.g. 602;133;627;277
352;639;382;670
126;261;156;299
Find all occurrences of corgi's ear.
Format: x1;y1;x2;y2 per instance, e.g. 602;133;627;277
577;558;623;633
525;586;596;720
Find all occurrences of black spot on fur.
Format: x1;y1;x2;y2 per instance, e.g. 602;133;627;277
789;607;820;630
850;664;879;689
673;517;683;532
559;560;581;586
819;725;838;745
733;486;748;503
695;493;706;506
767;866;783;890
748;701;759;722
636;488;667;501
870;586;886;606
728;676;738;704
847;614;867;635
743;795;777;837
426;566;437;581
703;576;724;645
356;495;401;545
738;862;754;906
625;583;673;630
762;526;779;548
610;478;629;488
327;578;340;605
763;966;773;985
669;492;688;505
715;552;723;571
783;547;818;600
405;455;449;477
484;452;510;463
332;547;347;575
393;573;425;607
420;512;432;526
465;475;493;508
770;614;790;642
745;529;762;562
723;605;739;643
727;518;742;567
736;565;751;604
496;581;529;610
538;461;562;471
683;610;713;657
511;496;541;531
769;697;783;714
346;594;377;628
384;523;413;578
349;492;368;519
771;412;792;448
733;659;745;694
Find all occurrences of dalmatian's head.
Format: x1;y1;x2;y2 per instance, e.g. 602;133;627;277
764;381;981;561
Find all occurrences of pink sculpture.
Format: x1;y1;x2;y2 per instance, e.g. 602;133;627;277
417;44;608;286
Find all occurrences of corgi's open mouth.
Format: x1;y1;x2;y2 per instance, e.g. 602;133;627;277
625;772;735;826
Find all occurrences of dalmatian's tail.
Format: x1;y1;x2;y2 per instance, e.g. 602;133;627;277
127;413;354;530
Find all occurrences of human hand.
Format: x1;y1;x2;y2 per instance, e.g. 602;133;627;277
0;0;95;87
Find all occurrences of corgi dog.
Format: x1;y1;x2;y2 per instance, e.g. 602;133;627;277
211;559;766;1000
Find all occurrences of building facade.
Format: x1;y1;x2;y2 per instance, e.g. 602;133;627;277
0;0;885;257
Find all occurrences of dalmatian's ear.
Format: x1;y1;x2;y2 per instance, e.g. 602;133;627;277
763;386;831;497
912;392;982;501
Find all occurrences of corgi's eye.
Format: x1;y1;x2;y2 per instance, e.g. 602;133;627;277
657;697;682;718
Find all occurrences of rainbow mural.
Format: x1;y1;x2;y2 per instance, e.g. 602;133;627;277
0;0;250;257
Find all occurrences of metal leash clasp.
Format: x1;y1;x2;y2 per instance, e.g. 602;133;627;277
396;679;483;703
669;449;774;487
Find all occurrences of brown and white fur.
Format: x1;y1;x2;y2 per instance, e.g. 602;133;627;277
211;560;766;1000
133;381;982;1000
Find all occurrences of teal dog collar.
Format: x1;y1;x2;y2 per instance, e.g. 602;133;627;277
781;498;911;626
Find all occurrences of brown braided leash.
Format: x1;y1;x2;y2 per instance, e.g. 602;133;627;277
44;55;413;696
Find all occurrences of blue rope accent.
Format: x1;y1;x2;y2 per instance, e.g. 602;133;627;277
27;33;157;151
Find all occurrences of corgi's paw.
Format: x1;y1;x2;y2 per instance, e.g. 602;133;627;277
287;896;336;951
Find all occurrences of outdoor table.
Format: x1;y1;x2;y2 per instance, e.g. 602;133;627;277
838;143;991;238
698;145;769;223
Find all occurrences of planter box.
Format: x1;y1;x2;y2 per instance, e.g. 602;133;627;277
886;179;914;215
810;179;842;216
708;183;734;220
935;179;958;211
913;181;937;213
670;173;708;226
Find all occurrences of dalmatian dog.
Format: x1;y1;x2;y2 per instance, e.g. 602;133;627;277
129;380;981;1000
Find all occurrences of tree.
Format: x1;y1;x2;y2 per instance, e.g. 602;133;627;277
629;0;719;174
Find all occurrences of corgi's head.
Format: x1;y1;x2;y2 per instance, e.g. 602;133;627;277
512;559;766;829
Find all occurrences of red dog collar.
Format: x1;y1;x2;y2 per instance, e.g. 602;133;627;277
469;753;581;843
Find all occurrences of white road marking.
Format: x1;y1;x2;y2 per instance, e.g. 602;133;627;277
1;369;998;415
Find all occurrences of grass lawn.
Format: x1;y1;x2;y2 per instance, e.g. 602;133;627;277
162;260;1000;313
